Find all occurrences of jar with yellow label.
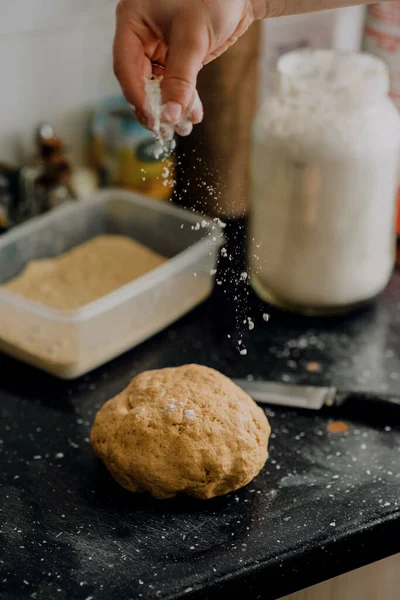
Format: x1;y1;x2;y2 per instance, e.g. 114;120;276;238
91;97;175;202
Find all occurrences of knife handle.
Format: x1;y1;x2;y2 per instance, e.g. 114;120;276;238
334;391;400;422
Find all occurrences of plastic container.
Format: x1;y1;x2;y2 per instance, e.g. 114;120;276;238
0;190;223;378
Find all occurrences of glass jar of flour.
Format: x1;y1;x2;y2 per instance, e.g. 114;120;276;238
249;50;400;315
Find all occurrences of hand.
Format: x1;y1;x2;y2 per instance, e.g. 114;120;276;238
113;0;263;132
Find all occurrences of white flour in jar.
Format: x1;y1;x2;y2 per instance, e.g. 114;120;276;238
250;50;400;313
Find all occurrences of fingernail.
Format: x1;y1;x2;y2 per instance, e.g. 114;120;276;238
175;122;193;137
192;92;202;114
161;102;183;125
191;97;204;125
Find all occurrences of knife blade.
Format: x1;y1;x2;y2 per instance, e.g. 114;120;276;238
233;379;400;415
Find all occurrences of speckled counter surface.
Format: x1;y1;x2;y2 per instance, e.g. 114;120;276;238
0;231;400;600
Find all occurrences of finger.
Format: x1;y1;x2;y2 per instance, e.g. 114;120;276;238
130;104;151;130
160;125;175;141
203;14;253;66
161;17;207;125
204;36;239;65
188;90;203;125
175;122;193;137
113;22;154;128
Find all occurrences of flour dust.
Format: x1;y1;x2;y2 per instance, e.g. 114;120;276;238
140;81;271;356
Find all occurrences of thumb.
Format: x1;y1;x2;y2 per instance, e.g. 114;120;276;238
161;17;207;125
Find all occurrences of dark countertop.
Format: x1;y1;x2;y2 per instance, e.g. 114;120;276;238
1;227;400;600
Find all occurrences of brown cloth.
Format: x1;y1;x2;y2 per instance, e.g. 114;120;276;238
174;22;261;218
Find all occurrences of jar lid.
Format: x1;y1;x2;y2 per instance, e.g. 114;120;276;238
276;50;389;110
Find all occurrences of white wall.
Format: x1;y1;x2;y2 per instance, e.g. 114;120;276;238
0;0;120;165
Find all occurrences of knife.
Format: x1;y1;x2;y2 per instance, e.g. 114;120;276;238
233;379;400;414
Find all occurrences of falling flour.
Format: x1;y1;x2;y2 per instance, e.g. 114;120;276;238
143;81;272;356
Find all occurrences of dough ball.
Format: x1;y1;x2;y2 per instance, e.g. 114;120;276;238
91;364;271;500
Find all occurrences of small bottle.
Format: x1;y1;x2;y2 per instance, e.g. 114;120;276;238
19;124;75;219
0;163;19;232
34;125;76;212
0;173;12;233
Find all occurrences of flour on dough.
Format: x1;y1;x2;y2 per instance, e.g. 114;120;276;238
91;364;271;500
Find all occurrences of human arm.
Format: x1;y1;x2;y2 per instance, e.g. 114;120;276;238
113;0;386;132
257;0;377;17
